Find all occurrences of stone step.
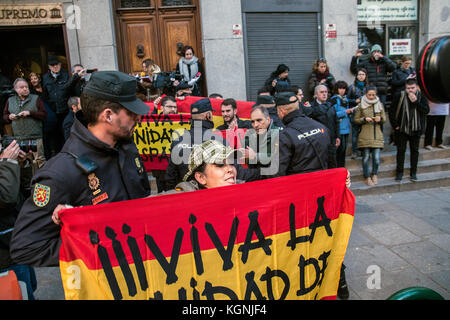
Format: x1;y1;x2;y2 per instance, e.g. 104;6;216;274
345;146;450;170
343;132;450;155
350;170;450;196
349;157;450;182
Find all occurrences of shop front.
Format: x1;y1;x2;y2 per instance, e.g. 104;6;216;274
0;3;69;82
357;0;419;63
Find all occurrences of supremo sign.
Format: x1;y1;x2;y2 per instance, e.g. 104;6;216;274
59;169;354;300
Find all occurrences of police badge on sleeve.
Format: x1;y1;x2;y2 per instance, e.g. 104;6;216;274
33;184;51;207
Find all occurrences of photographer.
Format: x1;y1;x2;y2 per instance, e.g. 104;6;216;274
3;78;47;196
63;64;92;99
350;45;397;108
0;139;37;300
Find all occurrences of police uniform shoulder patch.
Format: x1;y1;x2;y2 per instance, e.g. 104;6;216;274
33;183;50;207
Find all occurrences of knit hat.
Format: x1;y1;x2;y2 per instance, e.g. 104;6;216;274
371;44;382;53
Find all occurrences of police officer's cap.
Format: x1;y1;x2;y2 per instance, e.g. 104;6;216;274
83;71;150;115
191;98;215;115
274;92;298;107
256;95;275;105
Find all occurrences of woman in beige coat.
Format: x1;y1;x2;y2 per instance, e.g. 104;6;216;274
353;87;386;186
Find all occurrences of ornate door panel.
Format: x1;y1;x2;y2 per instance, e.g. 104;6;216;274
159;14;198;70
114;0;202;75
120;14;160;74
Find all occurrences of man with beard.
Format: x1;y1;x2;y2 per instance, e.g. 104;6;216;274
390;78;429;182
10;71;151;267
165;98;259;189
216;98;252;130
152;96;178;192
165;98;221;189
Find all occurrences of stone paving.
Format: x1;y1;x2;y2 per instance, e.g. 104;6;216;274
344;186;450;300
32;187;450;300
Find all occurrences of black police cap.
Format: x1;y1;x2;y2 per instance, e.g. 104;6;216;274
83;71;150;115
274;92;298;107
190;98;215;114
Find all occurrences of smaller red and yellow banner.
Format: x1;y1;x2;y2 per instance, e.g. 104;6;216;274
135;96;254;171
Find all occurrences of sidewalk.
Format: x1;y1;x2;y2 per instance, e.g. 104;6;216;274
32;187;450;300
345;186;450;300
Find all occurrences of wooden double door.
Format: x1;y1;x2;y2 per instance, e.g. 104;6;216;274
113;0;202;75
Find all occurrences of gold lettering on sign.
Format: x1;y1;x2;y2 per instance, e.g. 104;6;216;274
0;3;65;26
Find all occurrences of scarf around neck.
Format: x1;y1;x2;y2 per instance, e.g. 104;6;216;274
355;80;365;91
361;95;383;113
396;91;421;135
316;70;330;82
179;56;199;81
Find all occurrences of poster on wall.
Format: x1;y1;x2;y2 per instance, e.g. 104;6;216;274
357;0;418;22
325;24;337;41
389;39;412;55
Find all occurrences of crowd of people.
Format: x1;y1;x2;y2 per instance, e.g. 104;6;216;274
0;43;449;300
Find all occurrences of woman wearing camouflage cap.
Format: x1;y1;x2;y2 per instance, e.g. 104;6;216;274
169;140;243;192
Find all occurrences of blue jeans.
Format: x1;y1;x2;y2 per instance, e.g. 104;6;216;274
0;264;37;300
362;148;381;179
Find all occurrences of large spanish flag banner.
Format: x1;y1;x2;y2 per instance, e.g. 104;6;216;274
135;96;253;171
59;168;354;300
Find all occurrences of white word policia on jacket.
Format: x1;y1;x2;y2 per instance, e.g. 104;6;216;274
297;128;325;141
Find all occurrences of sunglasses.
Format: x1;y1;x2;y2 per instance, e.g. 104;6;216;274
318;58;327;62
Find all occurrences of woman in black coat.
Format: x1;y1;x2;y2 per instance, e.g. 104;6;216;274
264;64;291;95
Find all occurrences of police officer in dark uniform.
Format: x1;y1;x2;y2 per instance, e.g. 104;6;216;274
165;98;219;189
269;91;330;177
165;98;260;189
271;91;351;300
10;71;151;267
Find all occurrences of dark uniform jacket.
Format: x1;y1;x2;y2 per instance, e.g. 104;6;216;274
270;109;330;178
165;119;260;189
10;112;151;267
165;119;217;189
